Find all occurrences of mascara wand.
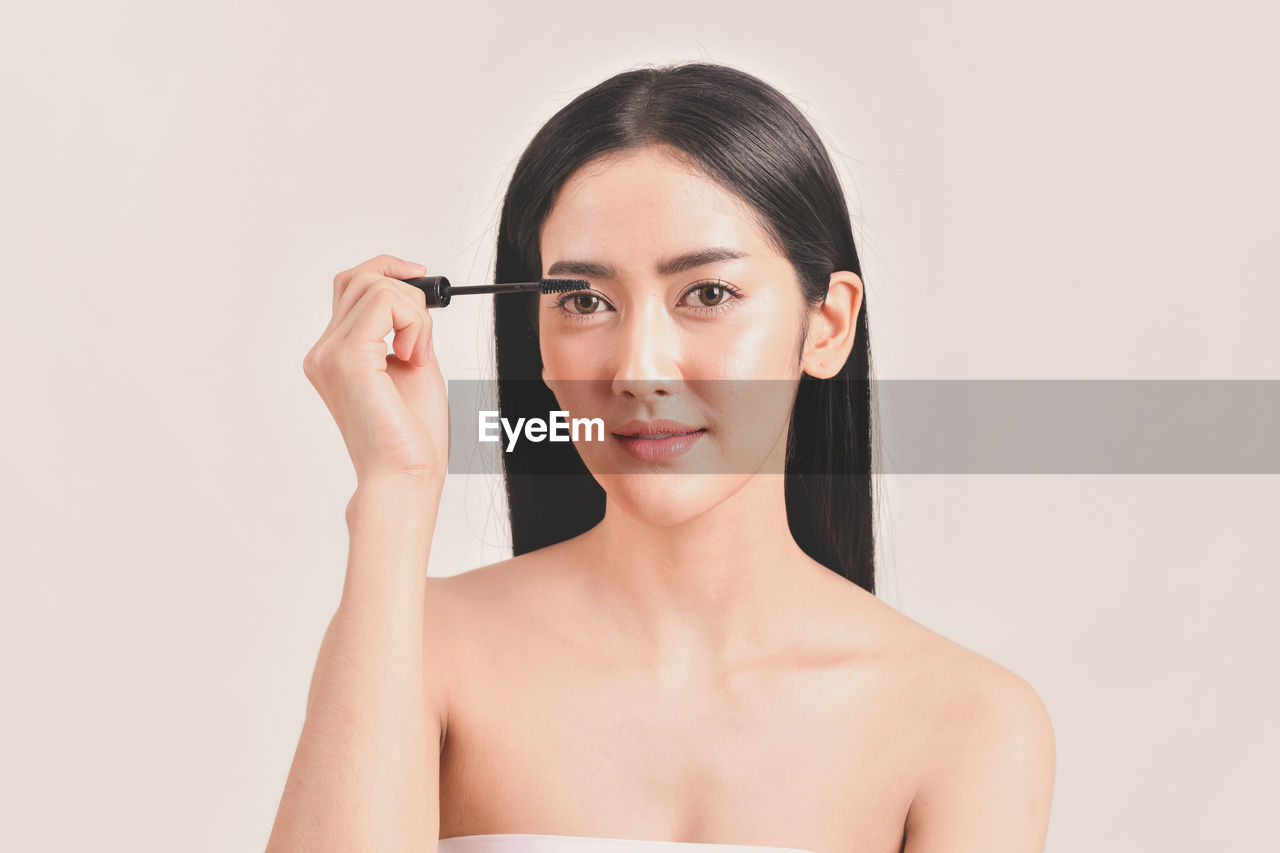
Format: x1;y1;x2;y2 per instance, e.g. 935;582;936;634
400;275;590;308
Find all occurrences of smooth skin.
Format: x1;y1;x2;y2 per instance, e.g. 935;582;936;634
269;143;1054;853
431;145;1055;851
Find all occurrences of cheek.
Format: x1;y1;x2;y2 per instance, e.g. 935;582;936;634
696;302;805;380
540;329;598;381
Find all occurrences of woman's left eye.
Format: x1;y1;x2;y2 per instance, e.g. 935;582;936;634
682;279;741;310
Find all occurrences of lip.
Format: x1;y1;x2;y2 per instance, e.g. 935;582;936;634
614;414;706;435
611;419;706;462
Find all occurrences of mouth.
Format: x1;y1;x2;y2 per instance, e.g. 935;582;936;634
612;419;706;439
614;427;706;435
611;419;707;462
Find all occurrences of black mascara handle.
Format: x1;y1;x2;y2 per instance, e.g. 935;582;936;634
400;275;451;307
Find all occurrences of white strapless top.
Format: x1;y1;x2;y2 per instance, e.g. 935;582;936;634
437;834;816;853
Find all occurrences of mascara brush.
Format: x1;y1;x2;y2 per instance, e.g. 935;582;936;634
399;275;590;308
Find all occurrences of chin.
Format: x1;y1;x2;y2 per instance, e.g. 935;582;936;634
596;471;754;527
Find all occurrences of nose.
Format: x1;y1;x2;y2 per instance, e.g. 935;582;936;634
610;298;683;400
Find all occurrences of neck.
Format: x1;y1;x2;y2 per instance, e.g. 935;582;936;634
571;470;820;676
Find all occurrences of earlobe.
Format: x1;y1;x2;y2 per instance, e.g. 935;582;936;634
800;330;832;380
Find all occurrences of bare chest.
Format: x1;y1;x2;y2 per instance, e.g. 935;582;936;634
436;622;921;853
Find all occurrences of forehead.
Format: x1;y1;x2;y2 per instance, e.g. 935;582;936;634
540;145;777;272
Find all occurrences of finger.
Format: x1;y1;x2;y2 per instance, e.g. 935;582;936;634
333;254;427;314
334;282;433;364
413;328;430;365
330;268;430;337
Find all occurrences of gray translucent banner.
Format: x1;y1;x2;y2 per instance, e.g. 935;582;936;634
446;379;1280;474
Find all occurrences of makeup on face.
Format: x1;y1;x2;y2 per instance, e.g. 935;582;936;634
610;418;707;462
534;146;808;482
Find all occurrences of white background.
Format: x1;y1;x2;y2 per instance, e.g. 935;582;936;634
2;1;1277;850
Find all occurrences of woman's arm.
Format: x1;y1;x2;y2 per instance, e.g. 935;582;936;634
266;478;445;853
901;667;1056;852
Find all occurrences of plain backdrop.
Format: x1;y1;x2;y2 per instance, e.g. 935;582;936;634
2;1;1277;850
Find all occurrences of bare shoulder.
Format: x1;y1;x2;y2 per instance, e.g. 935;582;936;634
419;541;574;660
837;584;1051;721
855;596;1056;851
886;600;1051;732
420;545;561;655
422;539;572;619
422;538;601;753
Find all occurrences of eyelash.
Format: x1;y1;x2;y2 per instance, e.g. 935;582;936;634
551;279;744;323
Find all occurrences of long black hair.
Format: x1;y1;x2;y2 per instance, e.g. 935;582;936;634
492;62;877;594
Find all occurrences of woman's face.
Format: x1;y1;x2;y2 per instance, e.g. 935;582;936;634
537;143;816;526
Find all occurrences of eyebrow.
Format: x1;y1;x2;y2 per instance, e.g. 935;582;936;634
546;246;749;279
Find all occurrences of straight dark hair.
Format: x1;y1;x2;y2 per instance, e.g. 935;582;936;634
492;62;877;594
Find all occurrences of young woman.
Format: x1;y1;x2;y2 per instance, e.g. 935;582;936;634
267;62;1055;853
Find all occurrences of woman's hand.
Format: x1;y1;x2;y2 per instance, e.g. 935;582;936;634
303;254;449;488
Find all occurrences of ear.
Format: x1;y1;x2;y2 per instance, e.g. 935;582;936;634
801;272;863;379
